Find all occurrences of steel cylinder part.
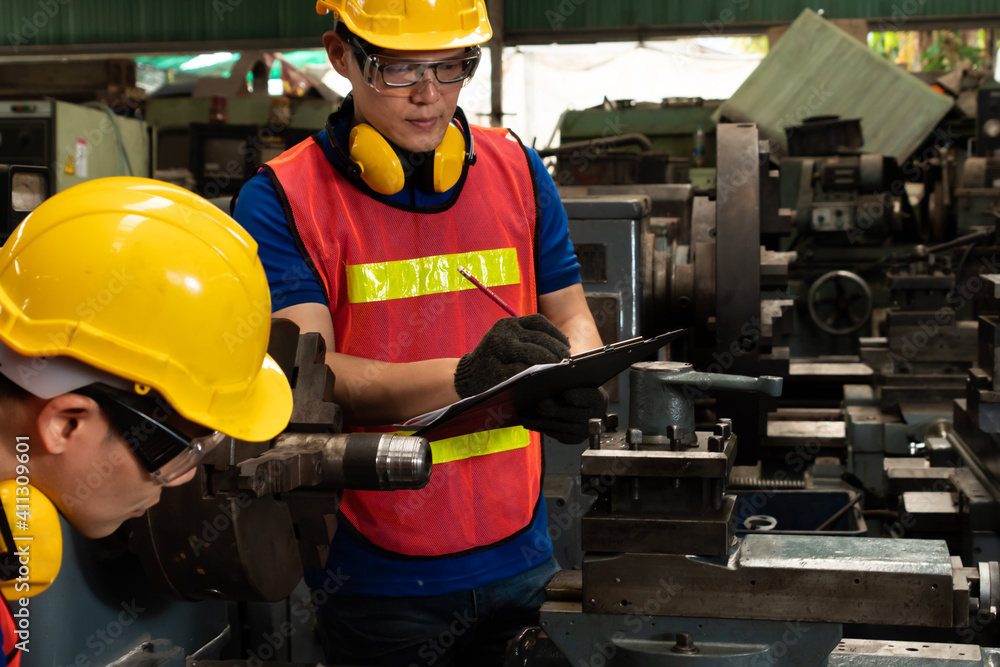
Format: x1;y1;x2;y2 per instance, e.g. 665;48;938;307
275;432;432;490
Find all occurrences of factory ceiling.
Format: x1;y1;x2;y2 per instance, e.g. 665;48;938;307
0;0;999;58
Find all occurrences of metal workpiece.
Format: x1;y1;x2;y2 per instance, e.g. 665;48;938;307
580;433;735;479
627;360;782;441
580;535;981;627
582;495;737;556
768;416;847;449
285;431;431;491
538;600;843;667
883;464;956;495
236;444;323;497
581;423;738;555
237;432;431;494
900;491;962;533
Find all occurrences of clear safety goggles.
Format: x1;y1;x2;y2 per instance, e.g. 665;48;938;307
76;385;226;484
352;40;481;96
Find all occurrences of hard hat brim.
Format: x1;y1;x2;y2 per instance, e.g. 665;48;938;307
361;24;493;51
198;353;293;442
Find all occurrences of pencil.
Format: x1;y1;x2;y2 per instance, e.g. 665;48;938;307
457;266;519;317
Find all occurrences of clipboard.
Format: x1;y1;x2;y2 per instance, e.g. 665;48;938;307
398;328;685;442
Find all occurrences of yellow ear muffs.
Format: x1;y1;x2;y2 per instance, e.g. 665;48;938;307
0;480;62;598
348;122;468;196
349;124;406;196
433;124;467;193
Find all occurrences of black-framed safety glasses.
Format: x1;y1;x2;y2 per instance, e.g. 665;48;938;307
350;37;481;96
76;384;226;484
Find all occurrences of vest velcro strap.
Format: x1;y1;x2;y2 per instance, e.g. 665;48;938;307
427;425;531;464
346;247;520;304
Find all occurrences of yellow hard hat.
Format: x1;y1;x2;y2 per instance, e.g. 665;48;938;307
0;177;292;442
315;0;492;50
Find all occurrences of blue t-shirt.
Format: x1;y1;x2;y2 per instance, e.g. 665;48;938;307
234;114;579;597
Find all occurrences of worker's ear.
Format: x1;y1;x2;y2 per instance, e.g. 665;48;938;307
323;30;352;78
35;393;105;455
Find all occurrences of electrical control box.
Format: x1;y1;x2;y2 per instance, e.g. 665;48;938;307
0;100;149;194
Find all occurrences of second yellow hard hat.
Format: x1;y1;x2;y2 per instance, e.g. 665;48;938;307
0;177;292;442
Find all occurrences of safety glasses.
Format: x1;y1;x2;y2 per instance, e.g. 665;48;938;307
76;385;226;484
351;39;481;96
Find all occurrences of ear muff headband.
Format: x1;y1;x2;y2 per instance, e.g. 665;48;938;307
325;97;476;196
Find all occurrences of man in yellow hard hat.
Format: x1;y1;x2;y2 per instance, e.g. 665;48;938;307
233;1;605;664
0;177;293;665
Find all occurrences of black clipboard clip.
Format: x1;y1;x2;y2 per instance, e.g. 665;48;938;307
565;334;657;363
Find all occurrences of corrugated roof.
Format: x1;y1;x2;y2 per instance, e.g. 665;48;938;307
2;0;1000;54
715;9;954;162
506;0;1000;43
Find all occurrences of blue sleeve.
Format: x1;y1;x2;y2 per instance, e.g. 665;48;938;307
232;170;329;310
529;148;582;295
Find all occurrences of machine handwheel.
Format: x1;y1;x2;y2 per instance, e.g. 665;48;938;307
807;270;873;336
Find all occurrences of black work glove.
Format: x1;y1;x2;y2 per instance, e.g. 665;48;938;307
455;314;570;398
522;386;609;444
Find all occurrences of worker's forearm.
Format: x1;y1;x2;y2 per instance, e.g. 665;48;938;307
538;284;604;355
563;313;604;355
327;352;461;426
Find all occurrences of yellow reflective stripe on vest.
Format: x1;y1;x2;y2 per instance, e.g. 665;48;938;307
346;248;520;304
429;426;531;464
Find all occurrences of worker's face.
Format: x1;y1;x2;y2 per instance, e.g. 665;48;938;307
36;395;196;539
325;32;466;153
67;431;196;540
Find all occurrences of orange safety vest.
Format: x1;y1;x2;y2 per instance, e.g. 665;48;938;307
266;125;543;557
0;597;19;667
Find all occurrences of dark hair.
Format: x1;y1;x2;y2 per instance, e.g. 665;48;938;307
0;374;31;404
335;20;380;58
